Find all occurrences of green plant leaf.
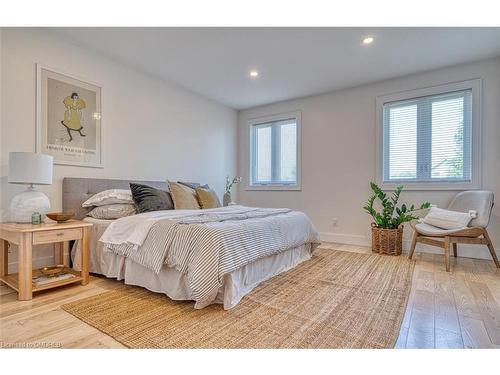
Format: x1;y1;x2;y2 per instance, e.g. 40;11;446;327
364;183;434;229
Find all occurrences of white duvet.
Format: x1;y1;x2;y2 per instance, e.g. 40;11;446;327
100;205;259;249
99;205;320;308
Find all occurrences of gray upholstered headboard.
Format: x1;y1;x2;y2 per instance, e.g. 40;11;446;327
63;177;167;219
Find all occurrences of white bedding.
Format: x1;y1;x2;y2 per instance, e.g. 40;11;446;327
72;217;314;309
100;205;274;249
100;205;319;308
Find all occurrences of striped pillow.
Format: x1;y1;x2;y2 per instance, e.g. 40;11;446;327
87;204;136;220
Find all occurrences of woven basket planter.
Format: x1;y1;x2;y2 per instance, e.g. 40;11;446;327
371;224;403;256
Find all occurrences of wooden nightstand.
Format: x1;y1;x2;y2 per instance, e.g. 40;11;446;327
0;220;92;300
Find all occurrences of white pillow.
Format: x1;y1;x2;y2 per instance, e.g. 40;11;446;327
87;203;136;220
82;189;133;207
422;207;472;230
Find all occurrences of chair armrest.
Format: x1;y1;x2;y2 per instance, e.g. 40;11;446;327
447;227;484;237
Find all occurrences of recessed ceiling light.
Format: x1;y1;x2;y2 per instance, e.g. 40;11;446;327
362;36;374;45
249;70;259;78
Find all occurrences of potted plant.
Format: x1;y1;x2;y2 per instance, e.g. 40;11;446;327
223;176;241;206
363;182;430;255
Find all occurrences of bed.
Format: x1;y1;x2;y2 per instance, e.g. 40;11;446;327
64;177;320;309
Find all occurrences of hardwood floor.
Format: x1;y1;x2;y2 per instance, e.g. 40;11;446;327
1;243;499;349
0;276;126;348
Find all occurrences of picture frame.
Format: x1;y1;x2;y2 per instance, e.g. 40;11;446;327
36;64;103;168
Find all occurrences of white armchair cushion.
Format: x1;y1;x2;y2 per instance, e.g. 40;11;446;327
422;207;472;230
414;222;468;237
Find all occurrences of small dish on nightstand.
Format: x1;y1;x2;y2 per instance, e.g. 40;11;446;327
46;212;74;223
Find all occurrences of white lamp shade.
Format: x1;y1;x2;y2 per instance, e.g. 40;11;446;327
8;152;53;185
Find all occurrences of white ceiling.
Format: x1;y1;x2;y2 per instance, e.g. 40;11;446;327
51;28;500;110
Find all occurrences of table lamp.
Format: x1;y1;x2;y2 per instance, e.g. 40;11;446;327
8;152;53;223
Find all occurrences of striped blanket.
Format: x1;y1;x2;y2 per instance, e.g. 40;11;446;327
101;206;320;308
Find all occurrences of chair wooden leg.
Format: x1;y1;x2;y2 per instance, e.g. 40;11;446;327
452;243;457;258
408;231;419;260
444;237;451;272
483;229;500;268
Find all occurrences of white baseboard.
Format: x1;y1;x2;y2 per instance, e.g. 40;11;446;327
320;232;370;246
6;233;499;272
320;231;499;261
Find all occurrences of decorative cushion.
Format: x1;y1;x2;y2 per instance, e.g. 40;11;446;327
168;181;201;209
195;187;221;209
414;222;467;237
177;181;209;190
130;183;174;213
87;204;136;220
422;207;472;230
82;189;133;207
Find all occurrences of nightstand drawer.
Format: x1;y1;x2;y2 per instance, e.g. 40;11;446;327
33;228;82;245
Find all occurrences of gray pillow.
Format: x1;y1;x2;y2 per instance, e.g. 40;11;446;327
130;183;174;213
82;189;133;207
87;204;136;220
177;181;209;190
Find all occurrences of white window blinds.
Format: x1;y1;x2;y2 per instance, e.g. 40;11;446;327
250;116;299;187
383;89;472;183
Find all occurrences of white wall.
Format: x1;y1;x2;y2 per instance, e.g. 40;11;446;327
0;28;237;270
238;57;500;259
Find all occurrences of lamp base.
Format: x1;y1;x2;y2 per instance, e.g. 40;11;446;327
9;187;51;223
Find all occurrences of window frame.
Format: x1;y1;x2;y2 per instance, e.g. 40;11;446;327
247;111;302;191
375;79;482;191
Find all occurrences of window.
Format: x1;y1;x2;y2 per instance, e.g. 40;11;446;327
249;112;301;190
376;80;481;190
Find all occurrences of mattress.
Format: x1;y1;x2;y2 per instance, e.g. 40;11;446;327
72;217;312;309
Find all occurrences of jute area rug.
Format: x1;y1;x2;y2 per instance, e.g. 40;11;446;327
62;249;414;348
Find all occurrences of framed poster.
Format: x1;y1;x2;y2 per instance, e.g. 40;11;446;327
36;64;103;168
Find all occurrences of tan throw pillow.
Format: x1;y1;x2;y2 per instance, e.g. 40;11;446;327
168;181;201;209
196;187;221;209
